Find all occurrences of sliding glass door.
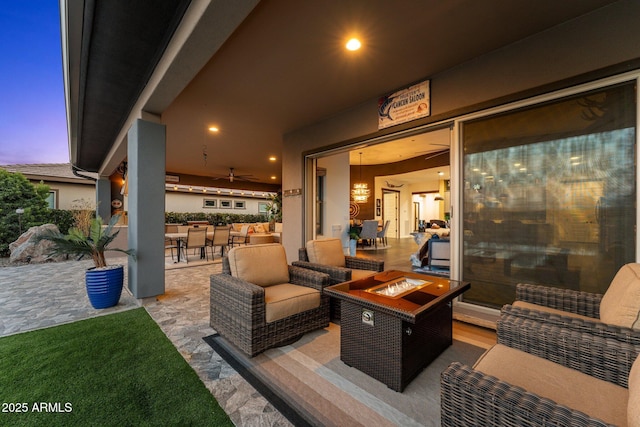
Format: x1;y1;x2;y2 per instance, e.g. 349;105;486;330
461;81;636;308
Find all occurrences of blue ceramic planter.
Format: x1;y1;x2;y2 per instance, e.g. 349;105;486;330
85;265;124;309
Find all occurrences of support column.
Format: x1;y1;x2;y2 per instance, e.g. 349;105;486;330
127;119;165;299
95;178;111;221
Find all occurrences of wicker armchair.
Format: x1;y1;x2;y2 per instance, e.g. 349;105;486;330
441;320;640;427
292;238;384;321
293;239;384;284
501;263;640;346
210;244;330;357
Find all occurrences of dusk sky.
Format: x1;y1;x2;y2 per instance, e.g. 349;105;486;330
0;2;69;165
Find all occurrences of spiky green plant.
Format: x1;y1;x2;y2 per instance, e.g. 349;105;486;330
38;214;135;268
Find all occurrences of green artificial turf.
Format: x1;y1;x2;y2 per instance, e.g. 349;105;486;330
0;308;233;427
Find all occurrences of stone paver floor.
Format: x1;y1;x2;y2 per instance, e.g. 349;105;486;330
0;257;290;427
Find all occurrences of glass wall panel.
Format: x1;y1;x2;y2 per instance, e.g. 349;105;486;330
462;82;636;309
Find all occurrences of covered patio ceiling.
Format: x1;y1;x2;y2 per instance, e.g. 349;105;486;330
64;0;620;188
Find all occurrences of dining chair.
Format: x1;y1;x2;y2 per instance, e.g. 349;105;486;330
165;238;178;261
164;224;179;261
230;224;251;247
376;220;390;247
182;228;207;263
208;226;231;260
358;220;379;249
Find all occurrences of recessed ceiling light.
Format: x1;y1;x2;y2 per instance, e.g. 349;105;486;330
269;156;276;161
208;126;219;132
346;38;361;51
271;176;277;180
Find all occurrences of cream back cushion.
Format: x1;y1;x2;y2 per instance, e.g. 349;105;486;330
227;244;289;287
306;239;345;267
629;354;640;426
600;263;640;329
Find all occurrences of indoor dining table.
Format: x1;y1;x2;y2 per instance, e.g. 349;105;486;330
165;229;214;263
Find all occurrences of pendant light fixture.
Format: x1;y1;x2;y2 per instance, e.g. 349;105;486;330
351;152;370;203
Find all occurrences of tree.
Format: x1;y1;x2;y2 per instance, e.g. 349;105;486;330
265;192;282;222
0;170;50;256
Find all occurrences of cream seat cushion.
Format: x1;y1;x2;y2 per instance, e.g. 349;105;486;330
264;283;320;323
306;239;345;267
599;263;640;329
227;244;289;287
474;344;629;426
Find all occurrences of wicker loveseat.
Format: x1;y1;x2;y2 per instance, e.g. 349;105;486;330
501;262;640;346
210;244;330;357
441;314;640;426
292;238;384;321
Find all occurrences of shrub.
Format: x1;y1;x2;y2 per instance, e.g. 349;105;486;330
164;212;268;225
46;209;75;234
69;198;95;236
0;170;51;256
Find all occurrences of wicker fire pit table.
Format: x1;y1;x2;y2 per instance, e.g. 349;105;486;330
325;270;470;392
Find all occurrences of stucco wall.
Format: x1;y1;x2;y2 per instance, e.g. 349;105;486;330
317;152;350;249
46;182;96;210
281;0;640;261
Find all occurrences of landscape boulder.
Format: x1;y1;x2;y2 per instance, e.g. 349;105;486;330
9;224;68;264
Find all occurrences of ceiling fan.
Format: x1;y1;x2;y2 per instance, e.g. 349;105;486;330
211;167;256;183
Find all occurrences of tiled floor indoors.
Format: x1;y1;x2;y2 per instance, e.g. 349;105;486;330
0;238;495;426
